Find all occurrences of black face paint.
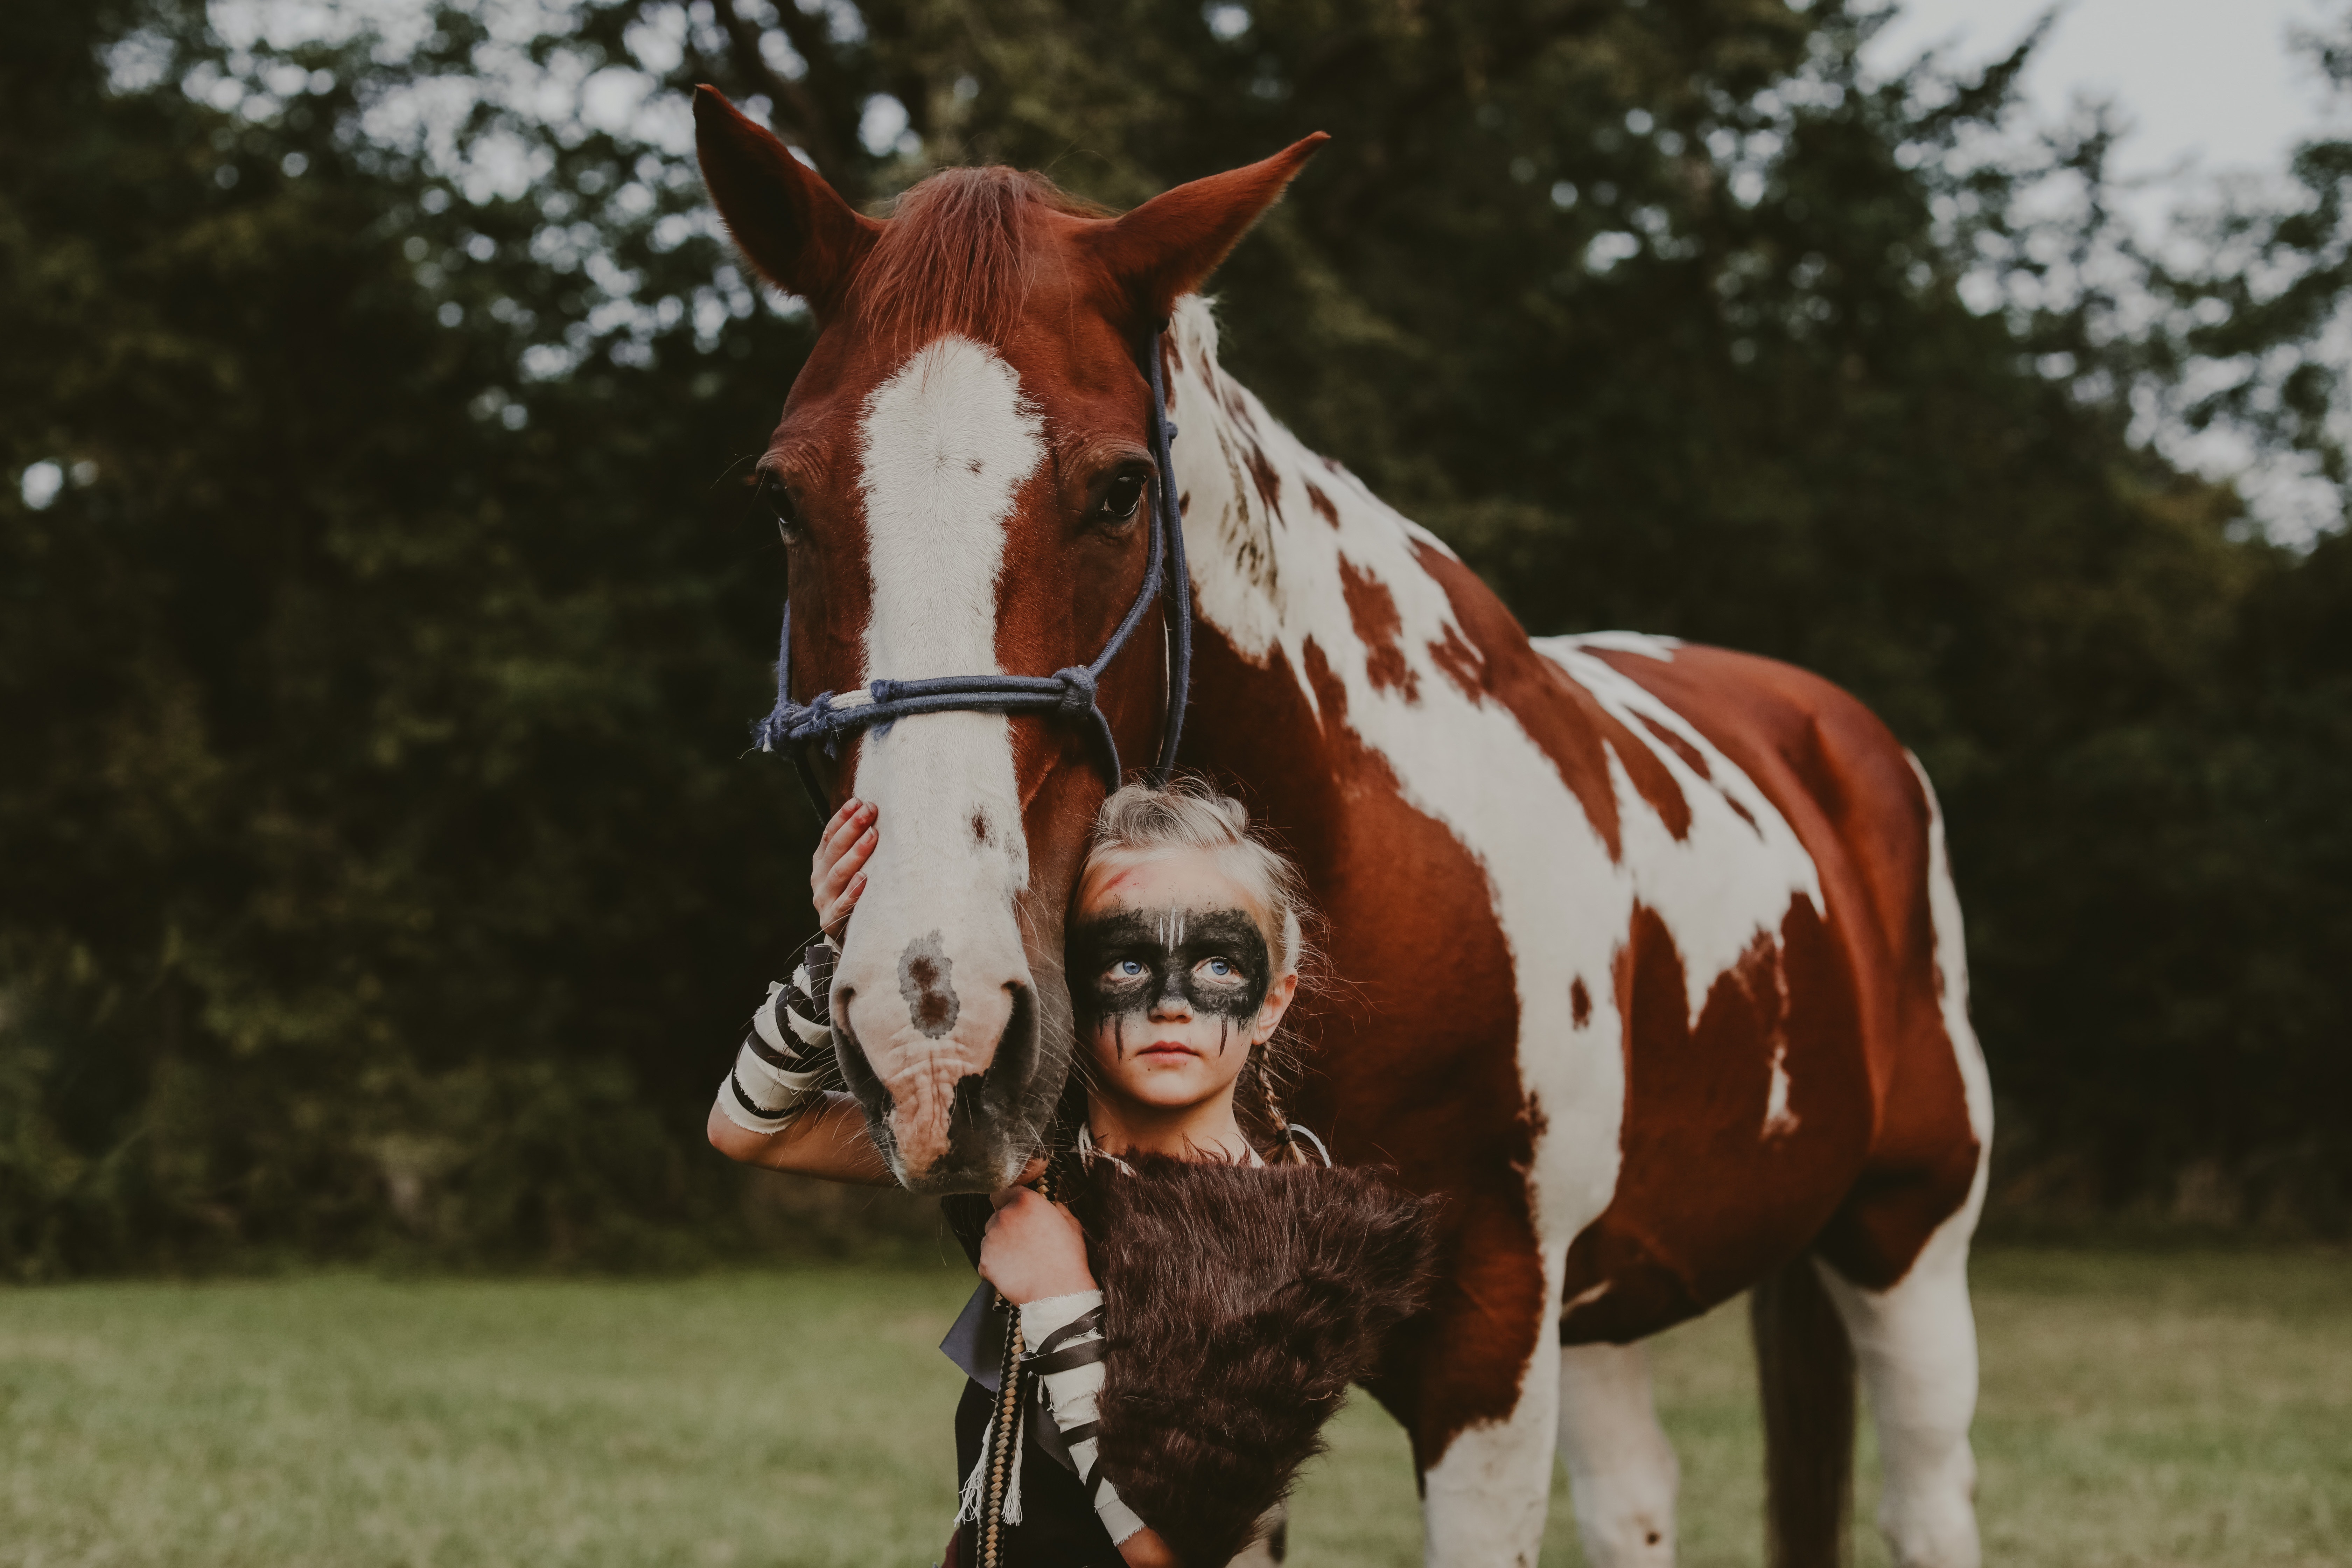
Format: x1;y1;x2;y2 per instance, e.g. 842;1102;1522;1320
1069;905;1272;1058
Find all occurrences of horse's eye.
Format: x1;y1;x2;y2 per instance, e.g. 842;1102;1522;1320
757;471;804;540
1096;469;1147;524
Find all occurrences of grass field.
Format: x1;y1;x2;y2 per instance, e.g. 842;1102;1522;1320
3;1247;2347;1567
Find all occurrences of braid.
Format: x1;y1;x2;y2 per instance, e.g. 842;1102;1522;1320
1251;1045;1306;1167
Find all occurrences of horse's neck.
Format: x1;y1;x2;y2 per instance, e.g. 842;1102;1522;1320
1165;299;1492;759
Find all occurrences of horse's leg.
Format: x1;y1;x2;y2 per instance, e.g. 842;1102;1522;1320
1556;1339;1678;1566
1814;1214;1983;1568
1414;1237;1565;1568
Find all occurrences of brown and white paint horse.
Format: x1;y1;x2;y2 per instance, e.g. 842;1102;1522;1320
695;89;1990;1568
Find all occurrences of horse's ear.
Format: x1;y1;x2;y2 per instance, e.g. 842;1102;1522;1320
693;86;882;317
1087;134;1329;327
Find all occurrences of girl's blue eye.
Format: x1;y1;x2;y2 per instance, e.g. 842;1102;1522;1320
1206;958;1234;977
1117;960;1144;977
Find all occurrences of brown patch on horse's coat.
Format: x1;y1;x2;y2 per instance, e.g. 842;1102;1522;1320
1338;557;1419;702
1579;645;1981;1299
1570;977;1592;1028
1636;711;1710;779
1187;621;1546;1472
1410;540;1696;851
1427;623;1487;703
1304;480;1340;528
1560;899;1871;1342
1242;439;1285;522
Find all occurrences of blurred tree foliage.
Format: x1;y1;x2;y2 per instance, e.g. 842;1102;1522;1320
3;0;2348;1275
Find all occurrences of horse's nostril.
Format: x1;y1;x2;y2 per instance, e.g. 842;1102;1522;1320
979;980;1040;1118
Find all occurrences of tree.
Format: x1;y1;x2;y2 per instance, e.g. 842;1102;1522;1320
5;0;2346;1272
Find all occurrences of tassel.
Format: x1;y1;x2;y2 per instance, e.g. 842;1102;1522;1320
953;1400;1030;1528
955;1419;989;1525
1002;1407;1027;1525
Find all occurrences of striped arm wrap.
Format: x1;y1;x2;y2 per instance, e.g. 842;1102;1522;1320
1019;1291;1147;1546
717;939;838;1135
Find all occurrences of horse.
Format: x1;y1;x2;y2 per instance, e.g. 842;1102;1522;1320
693;88;1990;1568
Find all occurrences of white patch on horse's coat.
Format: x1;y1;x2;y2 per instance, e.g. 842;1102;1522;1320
858;337;1042;699
1763;1049;1799;1138
1764;946;1800;1137
1563;1279;1612;1312
1563;629;1683;662
1164;301;1825;1504
829;336;1046;1181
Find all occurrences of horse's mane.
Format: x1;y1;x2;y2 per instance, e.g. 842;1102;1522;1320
852;165;1113;347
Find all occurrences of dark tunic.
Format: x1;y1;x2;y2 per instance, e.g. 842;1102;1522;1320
940;1191;1125;1568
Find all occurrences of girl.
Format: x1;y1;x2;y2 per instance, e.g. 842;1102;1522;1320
709;782;1431;1568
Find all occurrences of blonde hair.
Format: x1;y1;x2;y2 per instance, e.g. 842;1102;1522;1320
1074;778;1319;1162
1079;779;1309;977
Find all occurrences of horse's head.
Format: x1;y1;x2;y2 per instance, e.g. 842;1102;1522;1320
695;90;1321;1192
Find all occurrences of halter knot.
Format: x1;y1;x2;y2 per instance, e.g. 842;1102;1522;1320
1052;666;1097;715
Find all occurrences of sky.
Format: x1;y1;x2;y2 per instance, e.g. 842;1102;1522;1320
1866;0;2346;217
1865;1;2350;538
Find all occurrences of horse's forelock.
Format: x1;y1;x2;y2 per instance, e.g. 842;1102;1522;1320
850;166;1113;350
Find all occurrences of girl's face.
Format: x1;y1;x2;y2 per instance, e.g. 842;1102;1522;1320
1070;850;1296;1117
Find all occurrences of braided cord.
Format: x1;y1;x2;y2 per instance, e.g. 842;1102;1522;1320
978;1157;1065;1568
978;1288;1024;1568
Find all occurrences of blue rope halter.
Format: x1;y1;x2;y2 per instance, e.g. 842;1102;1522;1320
754;330;1193;813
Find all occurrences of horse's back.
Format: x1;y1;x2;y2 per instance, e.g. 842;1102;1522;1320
1542;638;1984;1337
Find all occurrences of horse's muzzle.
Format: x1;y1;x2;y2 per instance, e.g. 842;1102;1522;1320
834;975;1054;1193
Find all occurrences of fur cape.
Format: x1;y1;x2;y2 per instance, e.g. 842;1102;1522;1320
1063;1155;1437;1568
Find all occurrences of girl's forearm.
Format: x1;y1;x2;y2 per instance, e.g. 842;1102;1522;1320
705;1091;896;1185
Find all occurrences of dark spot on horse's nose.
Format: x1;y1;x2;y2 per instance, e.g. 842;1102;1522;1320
898;930;960;1038
971;809;988;845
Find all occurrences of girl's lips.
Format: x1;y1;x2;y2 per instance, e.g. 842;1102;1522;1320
1136;1042;1195;1057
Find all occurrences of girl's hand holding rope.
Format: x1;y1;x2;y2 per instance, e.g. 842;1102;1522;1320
979;1187;1095;1304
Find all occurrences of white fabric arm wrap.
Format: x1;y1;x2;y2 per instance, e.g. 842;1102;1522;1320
1021;1291;1147;1545
718;973;832;1135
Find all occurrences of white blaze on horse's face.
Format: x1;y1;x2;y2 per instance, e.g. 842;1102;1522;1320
830;336;1048;1190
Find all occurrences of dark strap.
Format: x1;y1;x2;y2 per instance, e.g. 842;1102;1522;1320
1026;1335;1107;1378
1027;1304;1106;1362
728;1071;797;1120
740;1028;799;1072
754;330;1192;811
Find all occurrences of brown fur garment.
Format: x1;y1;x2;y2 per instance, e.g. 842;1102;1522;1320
1068;1155;1437;1568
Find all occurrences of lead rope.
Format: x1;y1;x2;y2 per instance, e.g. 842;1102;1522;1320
979;1156;1063;1568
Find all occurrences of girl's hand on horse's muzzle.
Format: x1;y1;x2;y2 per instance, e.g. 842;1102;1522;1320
811;797;877;939
979;1186;1096;1304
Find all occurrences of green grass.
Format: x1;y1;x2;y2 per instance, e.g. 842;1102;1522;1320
3;1248;2347;1567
